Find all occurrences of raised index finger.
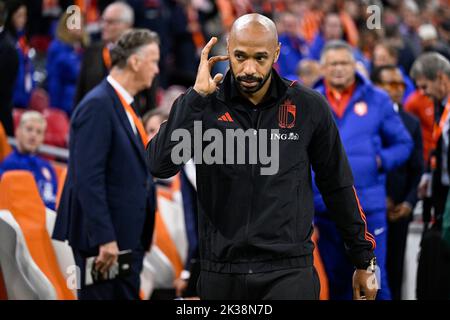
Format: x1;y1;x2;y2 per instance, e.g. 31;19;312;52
200;37;218;62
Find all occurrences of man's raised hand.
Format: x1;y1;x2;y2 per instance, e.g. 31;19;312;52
193;37;229;96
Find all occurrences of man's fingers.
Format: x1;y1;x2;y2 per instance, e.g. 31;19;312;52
208;55;229;67
200;37;218;62
213;73;224;84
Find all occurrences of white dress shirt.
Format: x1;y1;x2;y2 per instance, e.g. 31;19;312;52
107;75;138;135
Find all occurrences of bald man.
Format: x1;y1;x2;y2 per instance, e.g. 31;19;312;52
148;14;378;300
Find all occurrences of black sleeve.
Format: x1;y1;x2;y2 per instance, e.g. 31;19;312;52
405;121;424;207
308;92;376;269
0;38;19;135
147;87;207;178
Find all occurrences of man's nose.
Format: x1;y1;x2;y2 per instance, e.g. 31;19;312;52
242;60;257;75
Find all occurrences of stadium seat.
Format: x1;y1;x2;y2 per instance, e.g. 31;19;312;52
0;210;57;299
51;162;67;209
0;171;76;300
140;174;189;298
45;209;78;298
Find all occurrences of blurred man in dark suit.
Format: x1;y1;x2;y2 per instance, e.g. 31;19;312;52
53;29;159;300
74;1;156;116
372;65;424;300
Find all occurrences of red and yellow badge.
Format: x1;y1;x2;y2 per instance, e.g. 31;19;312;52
354;102;368;117
278;99;296;128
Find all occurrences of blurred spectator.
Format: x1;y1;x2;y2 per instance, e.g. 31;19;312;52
313;40;413;300
372;64;424;300
46;12;88;116
398;0;422;58
4;0;36;108
418;23;450;61
308;11;367;69
405;90;435;163
438;20;450;46
372;42;415;101
411;52;450;300
0;111;58;210
275;12;309;79
0;0;19;136
413;53;450;230
296;59;321;88
74;1;157;117
143;109;169;142
74;1;133;105
143;106;199;299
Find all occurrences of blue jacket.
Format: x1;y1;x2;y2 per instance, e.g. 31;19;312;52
313;73;413;213
12;35;35;108
46;39;82;116
277;33;309;79
0;149;58;210
52;80;156;252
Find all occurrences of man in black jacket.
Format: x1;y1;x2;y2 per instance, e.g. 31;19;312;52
372;65;424;300
147;13;378;300
0;0;19;136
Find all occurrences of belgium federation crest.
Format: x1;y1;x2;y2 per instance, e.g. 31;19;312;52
278;99;296;129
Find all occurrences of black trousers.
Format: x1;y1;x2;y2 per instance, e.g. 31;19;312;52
73;247;145;300
386;217;410;300
197;266;320;300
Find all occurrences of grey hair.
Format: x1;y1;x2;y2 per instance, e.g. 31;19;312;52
320;40;355;65
410;52;450;80
108;1;134;25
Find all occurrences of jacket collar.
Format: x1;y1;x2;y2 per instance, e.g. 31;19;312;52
102;80;147;167
314;71;370;100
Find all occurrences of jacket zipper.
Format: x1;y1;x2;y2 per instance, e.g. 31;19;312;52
244;108;263;273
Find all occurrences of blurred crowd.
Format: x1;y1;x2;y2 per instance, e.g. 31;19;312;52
0;0;449;138
1;0;450;300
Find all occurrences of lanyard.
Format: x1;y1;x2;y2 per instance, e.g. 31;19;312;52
114;89;148;147
432;100;450;146
102;46;111;70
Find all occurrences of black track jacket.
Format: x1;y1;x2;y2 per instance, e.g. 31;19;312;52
147;70;376;273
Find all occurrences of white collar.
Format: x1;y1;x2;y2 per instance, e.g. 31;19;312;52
107;75;134;105
0;26;4;34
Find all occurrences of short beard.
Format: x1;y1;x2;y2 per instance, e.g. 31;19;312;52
231;64;272;94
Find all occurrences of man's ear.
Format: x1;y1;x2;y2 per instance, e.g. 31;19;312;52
128;54;140;72
274;42;281;63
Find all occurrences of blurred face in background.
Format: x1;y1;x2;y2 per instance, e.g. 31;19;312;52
415;73;449;102
101;4;132;43
377;68;405;105
373;45;397;67
12;5;27;32
145;115;164;141
323;14;343;41
297;60;321;88
282;13;298;37
321;48;356;91
16;118;46;154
